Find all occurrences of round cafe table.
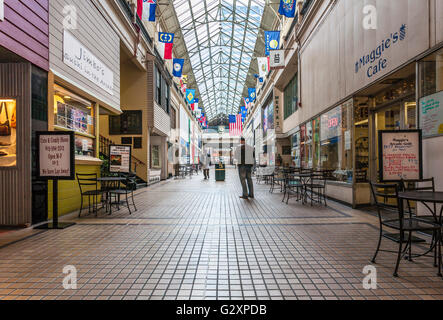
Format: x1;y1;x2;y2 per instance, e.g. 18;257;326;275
398;191;443;223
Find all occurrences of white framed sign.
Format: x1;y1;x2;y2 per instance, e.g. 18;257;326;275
37;131;75;180
270;50;285;69
109;145;131;173
420;90;443;137
0;0;4;21
63;30;114;95
378;130;423;182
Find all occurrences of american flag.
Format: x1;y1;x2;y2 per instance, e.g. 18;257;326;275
229;114;243;136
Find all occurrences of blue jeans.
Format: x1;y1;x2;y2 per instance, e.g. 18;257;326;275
238;166;254;198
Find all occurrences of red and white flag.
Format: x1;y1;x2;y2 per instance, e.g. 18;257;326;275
229;114;243;137
158;33;174;60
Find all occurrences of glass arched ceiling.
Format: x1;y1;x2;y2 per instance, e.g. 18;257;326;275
172;0;266;123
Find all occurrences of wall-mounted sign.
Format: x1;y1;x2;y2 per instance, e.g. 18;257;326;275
420;90;443;138
270;50;285;69
36;131;75;180
63;30;114;95
355;24;407;79
109;145;131;173
378;130;423;182
0;0;4;21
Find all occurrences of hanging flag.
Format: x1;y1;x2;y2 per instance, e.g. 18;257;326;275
248;88;256;102
278;0;296;18
142;0;157;22
186;89;196;104
158;32;174;60
194;98;199;113
257;57;270;78
241;107;248;122
182;75;188;84
180;78;187;94
137;0;143;20
195;108;202;119
172;59;184;77
244;97;251;109
264;31;281;56
229;114;243;137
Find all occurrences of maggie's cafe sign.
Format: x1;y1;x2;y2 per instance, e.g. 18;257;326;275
355;24;407;79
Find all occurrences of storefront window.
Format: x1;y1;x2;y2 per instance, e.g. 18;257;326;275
284;74;298;119
312;117;320;169
0;99;17;167
109;111;143;135
152;145;160;168
291;129;300;167
320;100;353;182
419;48;443;138
354;98;370;182
53;84;95;157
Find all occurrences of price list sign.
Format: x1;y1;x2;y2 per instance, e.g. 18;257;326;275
378;130;423;182
37;131;75;180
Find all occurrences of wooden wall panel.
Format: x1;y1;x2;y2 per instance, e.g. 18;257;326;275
0;0;49;70
0;63;32;226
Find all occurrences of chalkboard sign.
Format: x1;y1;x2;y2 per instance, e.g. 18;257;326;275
36;131;75;180
378;130;423;182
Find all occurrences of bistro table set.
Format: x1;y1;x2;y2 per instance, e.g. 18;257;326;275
76;172;138;217
257;166;329;207
370;178;443;277
259;166;443;277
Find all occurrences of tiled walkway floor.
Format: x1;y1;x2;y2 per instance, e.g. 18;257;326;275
1;168;443;300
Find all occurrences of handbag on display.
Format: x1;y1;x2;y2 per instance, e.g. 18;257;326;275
0;102;11;136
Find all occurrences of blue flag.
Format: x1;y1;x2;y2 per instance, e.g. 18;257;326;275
248;88;256;102
265;31;281;56
172;59;184;77
186;89;195;104
278;0;296;18
241;107;248;122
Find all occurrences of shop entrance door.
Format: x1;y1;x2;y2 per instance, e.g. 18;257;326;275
374;97;417;177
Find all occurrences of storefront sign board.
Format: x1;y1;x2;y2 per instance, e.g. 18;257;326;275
378;130;423;182
420;90;443;137
37;131;75;180
109;145;131;173
270;50;285;69
63;30;114;95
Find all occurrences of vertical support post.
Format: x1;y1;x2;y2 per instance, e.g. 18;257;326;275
53;179;59;228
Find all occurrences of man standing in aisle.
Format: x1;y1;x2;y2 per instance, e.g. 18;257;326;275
200;150;211;180
234;137;255;199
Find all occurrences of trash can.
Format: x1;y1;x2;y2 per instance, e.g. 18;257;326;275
215;163;226;181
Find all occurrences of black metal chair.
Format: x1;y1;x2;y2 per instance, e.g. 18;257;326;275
108;174;138;215
283;173;304;204
77;173;102;217
270;167;285;193
370;182;442;277
304;173;327;206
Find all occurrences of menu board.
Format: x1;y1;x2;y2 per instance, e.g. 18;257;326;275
37;131;75;180
378;130;422;182
109;145;131;173
420;90;443;137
